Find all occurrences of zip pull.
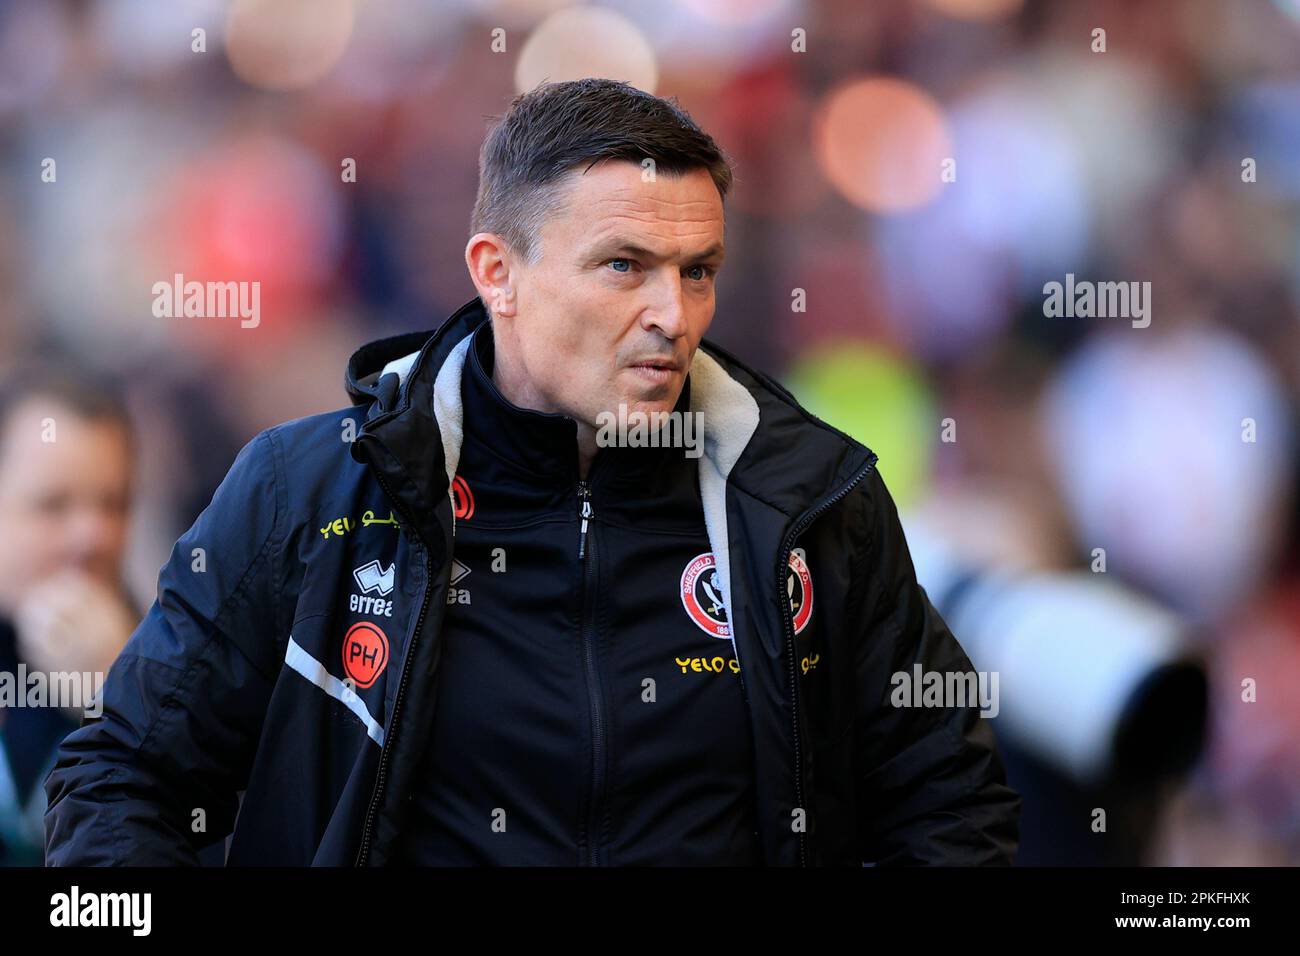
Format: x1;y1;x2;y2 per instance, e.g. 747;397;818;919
577;481;593;560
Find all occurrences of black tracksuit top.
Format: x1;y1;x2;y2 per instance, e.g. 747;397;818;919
397;322;762;865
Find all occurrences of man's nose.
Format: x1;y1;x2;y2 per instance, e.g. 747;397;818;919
641;271;689;339
65;505;122;574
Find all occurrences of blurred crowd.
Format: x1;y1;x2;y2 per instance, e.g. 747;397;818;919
1;0;1298;865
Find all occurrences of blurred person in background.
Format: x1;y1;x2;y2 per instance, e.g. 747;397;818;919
0;366;138;865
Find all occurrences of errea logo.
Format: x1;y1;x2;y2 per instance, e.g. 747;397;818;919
350;559;395;617
353;560;394;596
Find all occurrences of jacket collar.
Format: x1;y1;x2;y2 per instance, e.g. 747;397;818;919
457;319;695;486
461;321;577;480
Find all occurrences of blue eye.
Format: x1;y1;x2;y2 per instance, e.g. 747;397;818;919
687;265;712;281
608;259;631;273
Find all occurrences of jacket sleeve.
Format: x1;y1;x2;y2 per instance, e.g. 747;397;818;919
849;468;1020;865
44;429;287;865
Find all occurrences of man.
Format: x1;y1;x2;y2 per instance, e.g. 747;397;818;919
44;78;1019;866
0;370;138;864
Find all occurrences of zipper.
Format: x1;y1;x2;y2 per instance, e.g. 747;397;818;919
578;482;593;560
776;452;878;867
576;478;607;865
355;455;437;866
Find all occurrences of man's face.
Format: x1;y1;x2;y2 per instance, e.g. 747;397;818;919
493;160;725;425
0;400;132;615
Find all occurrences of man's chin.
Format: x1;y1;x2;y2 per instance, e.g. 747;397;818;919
619;389;682;419
589;395;677;432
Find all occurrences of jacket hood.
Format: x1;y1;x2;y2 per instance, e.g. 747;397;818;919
344;296;876;666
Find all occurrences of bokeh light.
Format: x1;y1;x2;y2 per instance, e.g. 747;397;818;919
784;343;936;507
921;0;1024;20
813;76;952;213
148;136;346;351
673;0;793;25
515;6;658;93
226;0;355;91
1041;326;1295;622
873;75;1090;360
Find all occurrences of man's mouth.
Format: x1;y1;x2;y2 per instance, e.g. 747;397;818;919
627;359;680;384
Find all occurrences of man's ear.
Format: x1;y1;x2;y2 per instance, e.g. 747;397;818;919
465;232;518;318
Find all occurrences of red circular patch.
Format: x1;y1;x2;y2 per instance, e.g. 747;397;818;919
452;474;475;520
342;621;389;688
680;552;730;639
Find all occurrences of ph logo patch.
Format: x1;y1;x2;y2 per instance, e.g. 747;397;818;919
343;621;389;688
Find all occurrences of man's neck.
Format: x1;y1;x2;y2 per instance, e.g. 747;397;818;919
574;427;598;481
490;332;598;480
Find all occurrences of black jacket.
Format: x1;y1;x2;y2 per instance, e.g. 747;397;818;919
44;296;1020;866
395;319;764;864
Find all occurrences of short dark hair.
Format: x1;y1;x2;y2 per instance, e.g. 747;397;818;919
0;362;133;447
470;78;734;264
